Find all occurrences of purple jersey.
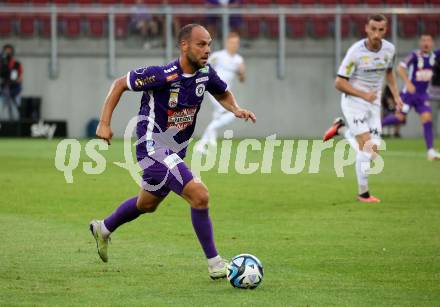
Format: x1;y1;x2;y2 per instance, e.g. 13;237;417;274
400;49;440;94
127;59;227;158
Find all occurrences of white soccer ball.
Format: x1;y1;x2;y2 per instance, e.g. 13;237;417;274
227;254;264;289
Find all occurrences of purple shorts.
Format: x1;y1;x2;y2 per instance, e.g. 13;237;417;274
401;92;432;115
136;148;194;198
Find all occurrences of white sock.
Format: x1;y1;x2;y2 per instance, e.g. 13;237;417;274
339;126;359;153
207;255;222;267
100;220;111;238
356;151;372;194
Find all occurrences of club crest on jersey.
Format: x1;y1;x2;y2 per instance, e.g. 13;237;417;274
168;91;178;108
195;84;205;97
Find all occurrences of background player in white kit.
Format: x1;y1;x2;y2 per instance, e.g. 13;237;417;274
323;14;403;203
195;32;245;154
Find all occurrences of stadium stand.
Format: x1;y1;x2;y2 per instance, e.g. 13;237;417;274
0;1;438;39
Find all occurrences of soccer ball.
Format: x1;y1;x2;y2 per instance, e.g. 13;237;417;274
227;254;264;289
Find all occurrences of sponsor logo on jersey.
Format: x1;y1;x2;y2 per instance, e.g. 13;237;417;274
134;76;156;88
166;73;178;82
345;61;355;76
416;69;433;82
196;76;209;83
171;81;181;88
195;84;205;97
199;66;209;73
164;65;177;73
167;107;197;130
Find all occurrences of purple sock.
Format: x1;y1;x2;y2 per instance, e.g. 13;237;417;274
191;208;218;259
103;196;142;232
423;121;434;150
382;114;402;126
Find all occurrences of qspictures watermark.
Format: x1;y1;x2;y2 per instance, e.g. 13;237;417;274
54;116;386;186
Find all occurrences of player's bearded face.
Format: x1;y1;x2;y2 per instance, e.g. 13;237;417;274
365;20;386;48
419;36;433;53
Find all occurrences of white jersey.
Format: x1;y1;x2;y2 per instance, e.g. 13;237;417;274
208;49;244;87
338;39;395;105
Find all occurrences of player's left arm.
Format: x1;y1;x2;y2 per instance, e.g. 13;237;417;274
386;68;403;110
213;90;256;123
207;64;255;123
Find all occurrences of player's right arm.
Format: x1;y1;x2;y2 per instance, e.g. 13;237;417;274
96;66;164;144
96;76;128;145
335;46;377;103
334;77;377;103
397;52;416;94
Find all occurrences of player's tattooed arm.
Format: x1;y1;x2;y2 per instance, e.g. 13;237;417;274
96;76;129;145
386;69;403;110
213;90;256;123
334;76;377;103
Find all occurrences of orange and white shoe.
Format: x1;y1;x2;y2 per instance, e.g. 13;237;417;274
357;195;381;203
323;117;345;142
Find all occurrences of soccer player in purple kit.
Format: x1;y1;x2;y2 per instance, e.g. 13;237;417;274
89;24;256;279
382;34;440;161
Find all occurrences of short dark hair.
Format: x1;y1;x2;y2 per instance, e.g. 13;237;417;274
177;24;202;45
2;44;14;55
367;14;387;23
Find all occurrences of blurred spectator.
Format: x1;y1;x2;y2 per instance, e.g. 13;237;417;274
130;0;161;49
0;44;22;121
205;0;243;40
382;85;402;138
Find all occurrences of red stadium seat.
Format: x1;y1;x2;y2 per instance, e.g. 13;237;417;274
431;0;440;4
115;14;129;38
87;14;106;38
351;14;367;37
363;0;382;5
243;16;261;39
274;0;295;4
399;15;419;38
53;0;70;5
61;14;82;38
310;15;332;38
385;0;406;5
265;16;279;39
286;15;307;38
297;0;315;5
340;15;351;38
422;15;439;37
18;14;36;37
0;14;14;37
77;0;95;4
6;0;29;4
97;0;120;4
246;0;273;5
319;0;338;5
407;0;427;5
167;0;186;4
339;0;361;4
37;14;52;37
30;0;51;4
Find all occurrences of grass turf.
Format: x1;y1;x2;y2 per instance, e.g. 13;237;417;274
0;138;439;306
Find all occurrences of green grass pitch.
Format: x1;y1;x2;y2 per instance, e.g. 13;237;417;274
0;138;439;306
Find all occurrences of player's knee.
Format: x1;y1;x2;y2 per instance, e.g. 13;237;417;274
396;113;406;123
421;112;432;123
191;189;210;209
136;200;158;213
